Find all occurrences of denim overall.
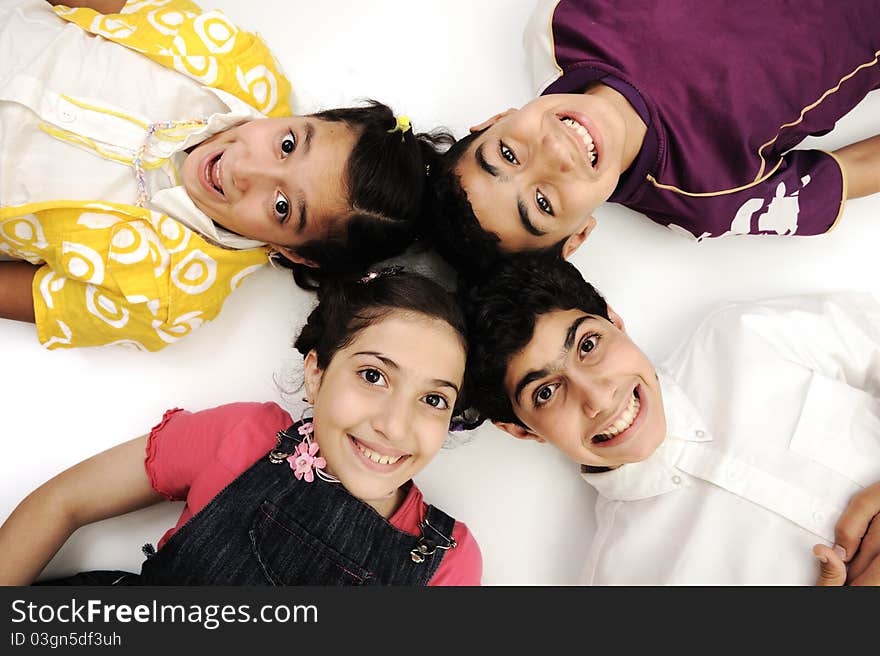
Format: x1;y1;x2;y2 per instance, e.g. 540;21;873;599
41;422;457;586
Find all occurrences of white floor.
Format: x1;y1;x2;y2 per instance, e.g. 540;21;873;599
2;0;879;585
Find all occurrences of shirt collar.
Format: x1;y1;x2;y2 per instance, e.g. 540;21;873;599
580;370;712;501
149;87;270;250
148;187;267;250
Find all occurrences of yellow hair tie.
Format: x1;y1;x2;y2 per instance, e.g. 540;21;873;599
387;115;412;141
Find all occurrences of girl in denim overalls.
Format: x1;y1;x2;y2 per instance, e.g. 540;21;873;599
0;269;482;585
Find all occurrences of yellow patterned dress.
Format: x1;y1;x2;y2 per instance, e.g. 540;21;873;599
0;0;293;351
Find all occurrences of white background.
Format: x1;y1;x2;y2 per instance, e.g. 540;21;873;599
1;0;879;585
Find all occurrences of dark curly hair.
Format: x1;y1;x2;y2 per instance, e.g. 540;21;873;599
458;253;608;428
273;101;455;289
293;269;469;422
425;129;566;282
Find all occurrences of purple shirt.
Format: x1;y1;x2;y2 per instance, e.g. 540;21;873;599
526;0;880;239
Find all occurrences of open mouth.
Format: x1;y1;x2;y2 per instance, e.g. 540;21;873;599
592;387;641;445
203;152;225;197
559;115;598;169
348;434;410;469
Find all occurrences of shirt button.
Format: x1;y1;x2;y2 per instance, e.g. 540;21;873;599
695;429;706;438
671;475;682;485
813;511;825;523
59;109;76;123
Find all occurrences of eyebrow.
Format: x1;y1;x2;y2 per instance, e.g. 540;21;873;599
295;124;315;232
302;122;314;155
513;315;589;406
475;142;499;177
517;198;545;236
296;191;307;233
475;143;546;237
355;351;460;394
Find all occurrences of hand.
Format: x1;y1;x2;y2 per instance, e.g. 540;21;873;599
813;544;847;585
837;482;880;583
813;481;880;586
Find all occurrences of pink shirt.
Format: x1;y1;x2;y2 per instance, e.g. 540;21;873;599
144;402;482;585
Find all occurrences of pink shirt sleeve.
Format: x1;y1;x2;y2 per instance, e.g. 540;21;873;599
145;401;292;504
428;522;483;586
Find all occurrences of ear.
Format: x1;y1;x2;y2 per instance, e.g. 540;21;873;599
492;420;545;443
606;305;626;334
560;215;597;259
302;350;323;403
469;107;518;133
271;245;319;269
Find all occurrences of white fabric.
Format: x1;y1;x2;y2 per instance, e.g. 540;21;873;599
582;293;880;585
0;0;265;250
523;0;562;95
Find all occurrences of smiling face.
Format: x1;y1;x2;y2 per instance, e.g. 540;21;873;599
454;92;636;255
498;308;666;469
303;312;466;517
182;116;358;262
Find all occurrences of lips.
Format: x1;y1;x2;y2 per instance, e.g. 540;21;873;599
199;151;225;199
557;111;601;171
590;386;644;448
348;434;411;472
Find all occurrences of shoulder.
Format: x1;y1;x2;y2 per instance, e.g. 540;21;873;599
421;501;483;585
157;401;292;452
393;484;483;585
436;520;483;586
52;0;292;116
665;292;880;372
695;292;880;340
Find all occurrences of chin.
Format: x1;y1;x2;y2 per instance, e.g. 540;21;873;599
628;425;666;463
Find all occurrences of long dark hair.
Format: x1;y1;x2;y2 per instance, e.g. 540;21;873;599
294;269;467;371
276;101;454;289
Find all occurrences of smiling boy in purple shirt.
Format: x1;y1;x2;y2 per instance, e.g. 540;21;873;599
429;0;880;272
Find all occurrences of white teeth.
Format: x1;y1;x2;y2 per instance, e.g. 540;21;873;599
356;441;403;465
211;157;223;194
595;393;640;441
561;117;597;166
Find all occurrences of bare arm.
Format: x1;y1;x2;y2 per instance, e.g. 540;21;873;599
832;134;880;200
0;261;37;323
47;1;127;12
0;435;164;585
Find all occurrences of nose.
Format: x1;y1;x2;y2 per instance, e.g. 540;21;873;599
575;372;616;420
371;391;413;445
538;126;575;174
231;152;281;194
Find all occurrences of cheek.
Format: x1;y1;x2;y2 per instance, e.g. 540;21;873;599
314;385;361;428
418;421;449;458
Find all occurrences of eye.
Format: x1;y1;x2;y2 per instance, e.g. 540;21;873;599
273;191;290;222
500;142;519;165
533;382;560;407
358;368;387;386
579;334;600;356
280;131;296;156
536;189;553;215
422;393;450;410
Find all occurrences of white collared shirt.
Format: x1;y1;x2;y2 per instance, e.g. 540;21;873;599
581;293;880;585
0;0;266;251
